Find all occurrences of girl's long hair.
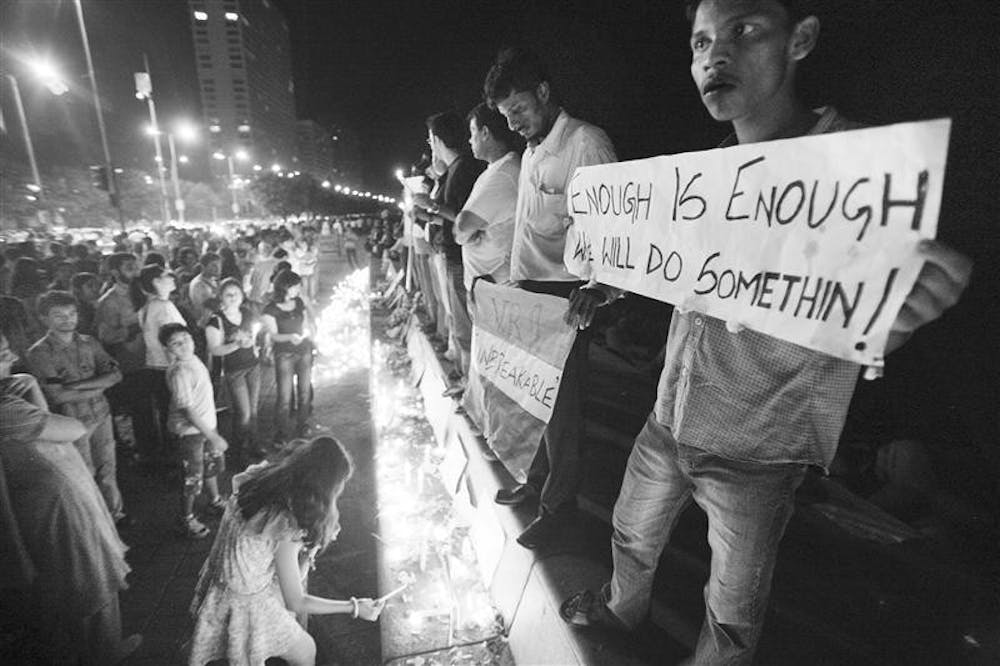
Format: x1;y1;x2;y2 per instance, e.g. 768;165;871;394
236;436;353;547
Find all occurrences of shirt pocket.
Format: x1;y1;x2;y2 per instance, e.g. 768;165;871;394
528;189;570;240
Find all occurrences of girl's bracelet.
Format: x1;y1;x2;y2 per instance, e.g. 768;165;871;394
350;596;359;619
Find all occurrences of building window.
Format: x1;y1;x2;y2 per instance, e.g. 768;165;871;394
193;10;208;21
225;11;238;21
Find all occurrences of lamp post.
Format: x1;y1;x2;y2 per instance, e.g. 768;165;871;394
135;55;171;226
214;149;249;218
4;75;46;228
163;122;198;224
74;0;125;229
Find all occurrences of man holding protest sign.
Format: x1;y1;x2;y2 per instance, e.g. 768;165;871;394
483;47;618;549
559;0;973;663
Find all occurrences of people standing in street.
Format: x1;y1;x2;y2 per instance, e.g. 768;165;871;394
206;278;262;464
0;333;141;665
261;270;315;443
26;290;128;526
161;323;229;540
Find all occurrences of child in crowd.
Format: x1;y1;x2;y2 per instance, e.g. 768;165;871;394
187;436;384;666
160;323;228;539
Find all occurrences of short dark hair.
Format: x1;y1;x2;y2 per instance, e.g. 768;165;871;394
71;243;90;260
684;0;816;23
158;322;191;348
483;47;550;108
138;264;172;294
144;252;167;268
37;290;78;317
71;272;98;291
108;252;136;275
467;102;521;150
199;252;220;267
219;276;244;296
270;269;301;303
426;111;469;152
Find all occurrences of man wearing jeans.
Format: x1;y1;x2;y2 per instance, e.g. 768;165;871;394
559;1;973;663
484;47;617;548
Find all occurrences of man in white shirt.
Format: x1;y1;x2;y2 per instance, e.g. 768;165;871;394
484;47;617;548
455;103;522;291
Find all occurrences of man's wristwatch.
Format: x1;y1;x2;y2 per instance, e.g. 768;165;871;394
428;202;441;215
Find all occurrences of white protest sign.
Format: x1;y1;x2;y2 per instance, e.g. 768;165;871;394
566;119;950;366
464;282;578;482
473;327;562;422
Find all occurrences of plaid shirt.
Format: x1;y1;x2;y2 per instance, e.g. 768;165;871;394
26;331;118;426
655;108;863;469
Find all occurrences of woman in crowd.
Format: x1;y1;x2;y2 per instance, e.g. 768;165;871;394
295;226;320;302
138;265;186;453
0;333;141;664
261;269;314;442
206;278;262;462
187;436;383;666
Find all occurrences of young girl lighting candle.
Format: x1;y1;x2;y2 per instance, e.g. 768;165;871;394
187;436;384;665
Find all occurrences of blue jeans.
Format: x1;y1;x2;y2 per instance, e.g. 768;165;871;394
608;414;806;665
225;364;261;452
274;348;313;440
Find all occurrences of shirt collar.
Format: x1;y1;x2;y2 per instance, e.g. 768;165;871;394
718;106;841;148
44;330;79;348
532;108;570;157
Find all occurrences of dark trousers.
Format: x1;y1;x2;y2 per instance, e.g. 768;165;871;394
520;280;590;515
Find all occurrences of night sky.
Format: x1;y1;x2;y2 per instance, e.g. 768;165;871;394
1;1;998;478
1;0;997;258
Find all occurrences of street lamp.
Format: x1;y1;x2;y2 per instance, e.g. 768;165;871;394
163;121;199;224
75;0;125;228
214;149;249;218
3;74;46;227
135;54;171;227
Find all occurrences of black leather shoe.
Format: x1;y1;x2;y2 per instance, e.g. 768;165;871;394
495;484;538;506
516;512;565;549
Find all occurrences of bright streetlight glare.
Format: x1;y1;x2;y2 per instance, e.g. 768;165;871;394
253;164;263;171
178;155;190;164
175;122;199;141
213;151;226;160
334;184;342;192
322;180;331;188
270;163;282;172
25;183;41;193
28;58;69;96
144;125;160;136
234;149;249;161
394;168;405;180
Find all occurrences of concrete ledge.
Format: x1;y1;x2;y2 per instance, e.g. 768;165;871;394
402;321;618;665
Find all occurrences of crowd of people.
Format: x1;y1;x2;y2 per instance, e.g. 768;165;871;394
387;2;974;665
0;216;394;664
0;0;983;663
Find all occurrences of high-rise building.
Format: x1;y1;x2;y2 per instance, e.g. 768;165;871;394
295;120;335;179
186;0;296;171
